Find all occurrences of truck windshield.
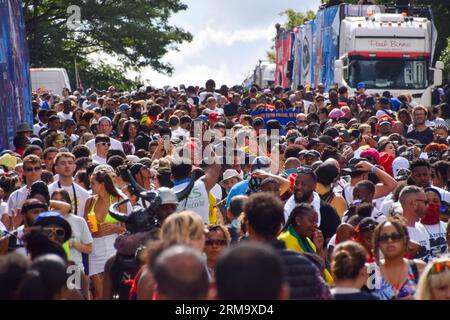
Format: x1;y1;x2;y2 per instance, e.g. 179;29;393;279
347;58;428;90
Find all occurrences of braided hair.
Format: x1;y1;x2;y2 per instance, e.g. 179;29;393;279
283;203;315;232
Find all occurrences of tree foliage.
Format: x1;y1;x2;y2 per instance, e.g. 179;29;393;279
23;0;192;90
440;38;450;77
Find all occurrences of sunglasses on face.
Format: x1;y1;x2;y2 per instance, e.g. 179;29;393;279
25;166;42;172
55;139;67;144
378;233;404;243
205;239;227;246
430;260;450;275
97;142;111;147
43;227;65;238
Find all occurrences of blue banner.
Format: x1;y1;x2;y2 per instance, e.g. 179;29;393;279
0;0;32;150
250;110;298;133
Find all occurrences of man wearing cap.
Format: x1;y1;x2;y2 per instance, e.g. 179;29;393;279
4;155;43;230
154;187;178;223
377;118;393;138
355;82;368;107
220;169;243;194
16;122;33;138
33;211;73;260
118;103;131;118
85;116;124;153
375;97;396;120
5;198;48;256
340;159;397;207
225;157;290;209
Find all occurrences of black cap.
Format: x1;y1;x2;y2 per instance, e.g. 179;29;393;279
315;163;339;185
306;150;321;159
342;157;366;174
379;97;390;105
130;163;144;176
359;217;378;232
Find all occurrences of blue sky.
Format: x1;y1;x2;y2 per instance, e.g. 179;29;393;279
136;0;322;88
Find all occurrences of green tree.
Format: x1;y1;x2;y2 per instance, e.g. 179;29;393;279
23;0;192;90
440;38;450;77
266;9;316;63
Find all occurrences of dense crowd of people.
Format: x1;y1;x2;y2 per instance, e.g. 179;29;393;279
0;79;450;300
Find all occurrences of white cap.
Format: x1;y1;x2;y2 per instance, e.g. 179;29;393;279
220;169;242;185
392;157;409;179
126;155;140;163
158;187;178;205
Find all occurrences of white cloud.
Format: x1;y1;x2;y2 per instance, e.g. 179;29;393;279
133;0;322;88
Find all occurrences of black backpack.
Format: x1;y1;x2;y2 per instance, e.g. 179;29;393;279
109;253;140;300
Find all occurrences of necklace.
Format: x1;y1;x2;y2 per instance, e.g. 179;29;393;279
58;181;78;216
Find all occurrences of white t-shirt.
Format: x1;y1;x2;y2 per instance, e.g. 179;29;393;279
199;91;220;104
33;123;43;136
92;154;107;165
211;184;222;201
417;222;448;261
68;133;80;143
283;192;322;227
57;111;73;122
0;201;8;219
171;127;190;142
48;181;91;217
0;220;6;233
407;224;431;262
65;214;93;272
7;186;29;217
86;137;124;153
172;179;210;224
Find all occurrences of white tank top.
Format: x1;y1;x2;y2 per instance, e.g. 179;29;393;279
172;179;210;224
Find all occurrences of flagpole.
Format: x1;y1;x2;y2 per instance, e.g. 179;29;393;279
74;56;80;91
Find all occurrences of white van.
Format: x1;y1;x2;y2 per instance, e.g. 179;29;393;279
30;68;71;96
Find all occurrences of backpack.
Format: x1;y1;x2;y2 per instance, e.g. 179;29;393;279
109;253;140;300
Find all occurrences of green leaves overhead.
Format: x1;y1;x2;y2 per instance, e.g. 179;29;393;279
23;0;192;89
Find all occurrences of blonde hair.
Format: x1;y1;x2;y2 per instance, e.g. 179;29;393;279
416;256;450;300
207;224;231;245
160;211;206;245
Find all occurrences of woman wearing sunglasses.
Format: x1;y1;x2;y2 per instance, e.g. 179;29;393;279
51;133;69;150
416;257;450;300
84;169;127;299
204;224;231;279
368;218;426;300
